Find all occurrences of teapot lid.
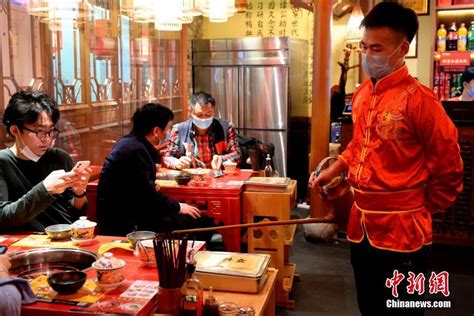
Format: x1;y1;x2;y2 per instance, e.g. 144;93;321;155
93;252;125;269
72;216;97;229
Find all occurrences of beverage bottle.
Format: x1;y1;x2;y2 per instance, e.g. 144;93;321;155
446;22;458;51
468;21;474;50
458;23;468;51
437;24;447;52
263;154;273;177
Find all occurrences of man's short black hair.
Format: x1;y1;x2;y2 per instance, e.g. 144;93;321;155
2;91;60;136
131;103;174;136
360;2;419;43
189;91;216;109
461;67;474;85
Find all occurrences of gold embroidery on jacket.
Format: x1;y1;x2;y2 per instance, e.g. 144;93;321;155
375;83;417;143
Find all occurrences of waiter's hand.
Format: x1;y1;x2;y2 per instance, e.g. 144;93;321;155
179;203;201;219
211;155;223;170
174;156;192;170
308;160;345;194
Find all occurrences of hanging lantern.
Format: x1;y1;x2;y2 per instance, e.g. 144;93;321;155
181;0;196;24
155;0;183;31
207;0;227;23
28;0;90;31
132;0;155;23
227;0;237;18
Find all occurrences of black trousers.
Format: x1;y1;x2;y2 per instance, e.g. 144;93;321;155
351;238;430;316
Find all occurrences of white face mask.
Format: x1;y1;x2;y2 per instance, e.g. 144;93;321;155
18;133;42;162
361;42;404;80
193;117;213;130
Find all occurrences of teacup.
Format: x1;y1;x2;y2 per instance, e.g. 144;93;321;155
223;161;237;172
134;239;156;265
92;252;125;285
71;216;97;240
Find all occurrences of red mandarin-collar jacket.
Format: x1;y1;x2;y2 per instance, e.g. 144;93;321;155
338;65;463;252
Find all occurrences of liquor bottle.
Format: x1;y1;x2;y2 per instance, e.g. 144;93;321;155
468;21;474;51
446;22;458;51
437;24;447;52
263;154;273;177
458;23;468;51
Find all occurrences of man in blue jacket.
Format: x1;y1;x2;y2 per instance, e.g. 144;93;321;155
97;103;210;236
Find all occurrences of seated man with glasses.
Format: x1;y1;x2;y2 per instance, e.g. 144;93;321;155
0;91;91;232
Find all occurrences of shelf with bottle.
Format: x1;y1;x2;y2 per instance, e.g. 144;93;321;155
433;4;474;100
432;51;473;100
436;0;474;9
436;21;474;53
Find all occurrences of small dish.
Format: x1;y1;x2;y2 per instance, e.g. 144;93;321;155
174;173;192;185
95;278;125;291
47;270;87;295
45;224;73;240
71;236;96;246
127;231;156;248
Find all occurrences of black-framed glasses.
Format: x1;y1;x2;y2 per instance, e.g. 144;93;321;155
22;126;60;139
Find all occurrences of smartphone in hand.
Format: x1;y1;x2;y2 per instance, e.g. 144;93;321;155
72;160;90;173
0;246;7;254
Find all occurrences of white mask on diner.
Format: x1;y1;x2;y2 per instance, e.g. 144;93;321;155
18;133;42;162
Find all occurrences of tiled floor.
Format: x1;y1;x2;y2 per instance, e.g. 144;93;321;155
275;209;474;316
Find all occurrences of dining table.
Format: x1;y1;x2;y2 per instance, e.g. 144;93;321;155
86;168;255;252
0;233;277;316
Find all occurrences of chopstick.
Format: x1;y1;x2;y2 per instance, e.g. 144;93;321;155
153;233;189;288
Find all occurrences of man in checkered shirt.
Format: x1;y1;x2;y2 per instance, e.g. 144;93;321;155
163;91;241;170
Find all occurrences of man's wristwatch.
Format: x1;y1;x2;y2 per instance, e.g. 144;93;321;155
72;190;87;198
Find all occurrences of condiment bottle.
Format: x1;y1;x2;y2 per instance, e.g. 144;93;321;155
218;302;239;315
263;154;273;177
203;286;219;316
180;278;203;316
238;306;255;316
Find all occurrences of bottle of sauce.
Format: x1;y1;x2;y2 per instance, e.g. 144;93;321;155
446;22;458;51
458;23;468;51
263;154;273;177
203;286;219;316
437;24;447;52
